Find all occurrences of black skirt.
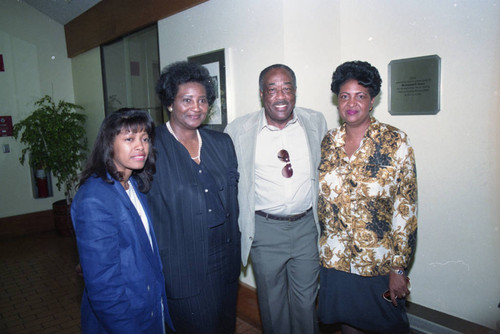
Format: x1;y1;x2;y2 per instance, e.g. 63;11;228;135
318;267;410;334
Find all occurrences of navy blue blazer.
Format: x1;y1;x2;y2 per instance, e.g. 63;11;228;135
72;175;173;333
147;126;241;299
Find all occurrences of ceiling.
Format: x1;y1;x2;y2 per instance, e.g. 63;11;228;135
23;0;101;25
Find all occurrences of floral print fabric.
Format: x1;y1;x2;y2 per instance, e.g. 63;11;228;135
318;117;417;277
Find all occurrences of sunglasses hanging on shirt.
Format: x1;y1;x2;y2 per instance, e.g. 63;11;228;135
277;149;293;178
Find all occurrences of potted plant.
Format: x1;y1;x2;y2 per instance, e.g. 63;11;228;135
13;95;88;236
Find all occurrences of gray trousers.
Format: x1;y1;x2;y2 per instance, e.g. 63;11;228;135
250;210;319;334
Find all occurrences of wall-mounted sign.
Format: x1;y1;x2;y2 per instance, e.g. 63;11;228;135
0;116;13;137
388;55;440;115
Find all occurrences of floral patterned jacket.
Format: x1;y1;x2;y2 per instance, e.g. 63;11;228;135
318;117;417;277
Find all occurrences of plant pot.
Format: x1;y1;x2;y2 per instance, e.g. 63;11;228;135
53;199;74;237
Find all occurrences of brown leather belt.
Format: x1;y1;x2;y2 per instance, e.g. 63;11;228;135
255;207;312;222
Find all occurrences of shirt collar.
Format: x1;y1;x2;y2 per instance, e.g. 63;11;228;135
364;117;380;140
258;109;299;132
335;117;379;148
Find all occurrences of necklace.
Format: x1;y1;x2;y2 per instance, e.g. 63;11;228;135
166;122;202;161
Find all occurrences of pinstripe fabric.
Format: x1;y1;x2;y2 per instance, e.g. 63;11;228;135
165;220;239;333
147;125;240;332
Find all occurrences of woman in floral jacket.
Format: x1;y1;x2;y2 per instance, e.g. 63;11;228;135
317;60;417;334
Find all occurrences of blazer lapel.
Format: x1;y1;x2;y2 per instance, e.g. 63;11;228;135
134;183;163;274
239;112;260;182
200;131;228;209
111;178;158;270
296;108;321;173
233;111;260;215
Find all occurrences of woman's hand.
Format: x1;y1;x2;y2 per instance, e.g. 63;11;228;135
389;268;410;306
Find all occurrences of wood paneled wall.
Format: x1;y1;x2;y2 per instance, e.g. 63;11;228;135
237;282;262;329
64;0;208;58
0;210;54;238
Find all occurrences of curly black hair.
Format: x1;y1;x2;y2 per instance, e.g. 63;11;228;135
78;108;156;193
156;61;216;110
331;61;382;98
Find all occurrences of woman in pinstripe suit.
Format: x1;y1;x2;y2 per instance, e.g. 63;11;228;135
147;61;241;334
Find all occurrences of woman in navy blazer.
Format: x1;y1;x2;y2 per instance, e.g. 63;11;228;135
72;108;173;333
148;62;241;333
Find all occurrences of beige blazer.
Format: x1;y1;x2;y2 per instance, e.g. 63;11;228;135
225;107;328;266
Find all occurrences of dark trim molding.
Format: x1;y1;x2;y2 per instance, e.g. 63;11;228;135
406;302;494;333
0;210;54;238
236;282;493;333
64;0;208;58
237;282;262;329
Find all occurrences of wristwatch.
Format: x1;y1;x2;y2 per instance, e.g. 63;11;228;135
391;268;404;275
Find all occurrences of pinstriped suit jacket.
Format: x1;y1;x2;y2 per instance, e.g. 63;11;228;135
225;107;328;267
147;125;241;299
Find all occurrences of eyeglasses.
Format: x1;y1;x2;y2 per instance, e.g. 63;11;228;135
277;149;293;178
265;86;296;96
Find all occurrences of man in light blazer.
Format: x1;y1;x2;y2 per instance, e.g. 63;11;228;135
225;64;328;334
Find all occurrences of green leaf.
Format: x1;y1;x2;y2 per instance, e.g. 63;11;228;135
12;95;88;201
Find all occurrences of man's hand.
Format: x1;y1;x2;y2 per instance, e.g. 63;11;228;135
389;268;410;306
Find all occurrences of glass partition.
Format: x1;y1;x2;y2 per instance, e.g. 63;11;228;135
101;24;163;125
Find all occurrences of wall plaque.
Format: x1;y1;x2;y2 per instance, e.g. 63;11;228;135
388;55;440;115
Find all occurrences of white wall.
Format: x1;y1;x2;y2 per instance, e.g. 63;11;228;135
71;48;105;151
336;1;500;329
0;0;75;217
157;0;500;329
2;0;498;328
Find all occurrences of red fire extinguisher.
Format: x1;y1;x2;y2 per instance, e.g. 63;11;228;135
35;169;49;198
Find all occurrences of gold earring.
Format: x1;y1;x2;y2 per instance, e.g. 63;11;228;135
370;106;373;111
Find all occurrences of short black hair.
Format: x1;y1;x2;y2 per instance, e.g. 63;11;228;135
156;61;216;109
331;61;382;98
78;108;156;193
259;64;297;92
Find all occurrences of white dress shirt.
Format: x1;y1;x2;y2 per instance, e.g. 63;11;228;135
254;112;312;215
126;180;153;249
